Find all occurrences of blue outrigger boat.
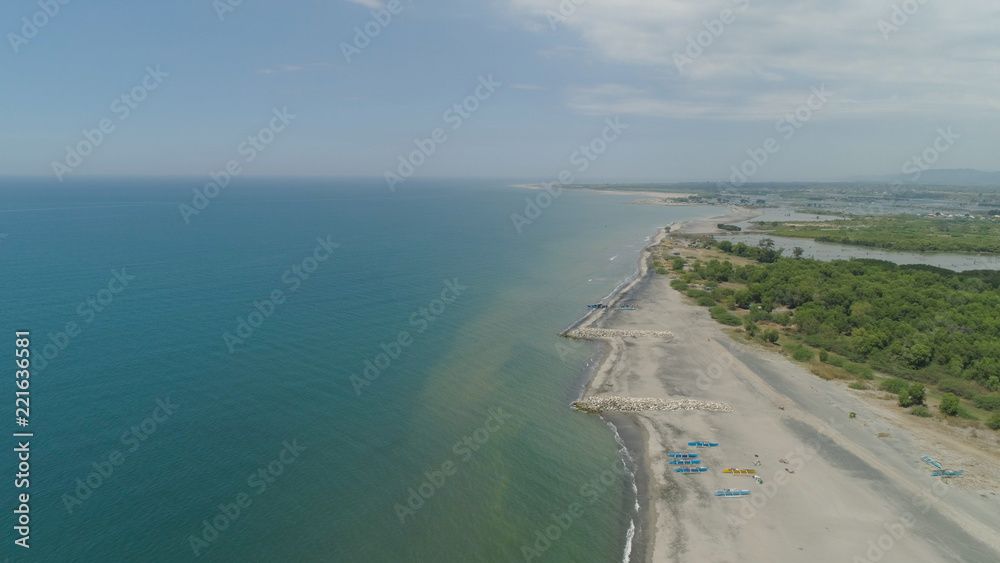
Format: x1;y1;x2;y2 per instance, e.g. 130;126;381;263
931;470;965;477
619;306;637;310
675;467;708;473
921;456;942;469
669;459;701;465
714;489;751;497
688;441;719;447
586;304;607;309
668;453;699;458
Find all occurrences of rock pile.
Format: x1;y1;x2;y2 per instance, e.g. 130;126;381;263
565;328;674;340
572;397;733;414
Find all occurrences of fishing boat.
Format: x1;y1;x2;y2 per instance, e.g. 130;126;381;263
714;489;751;497
723;468;756;475
675;467;708;473
668;453;699;458
931;470;965;477
921;456;942;469
669;459;701;465
619;306;637;310
586;304;607;309
688;441;719;447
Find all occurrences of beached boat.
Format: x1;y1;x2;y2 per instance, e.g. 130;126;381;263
688;441;719;447
723;468;756;474
619;306;637;310
669;459;701;465
931;470;964;477
675;467;708;473
586;304;607;309
921;455;942;469
668;453;699;458
714;489;751;497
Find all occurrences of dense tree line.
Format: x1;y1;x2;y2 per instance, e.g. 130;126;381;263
760;215;1000;254
674;248;1000;417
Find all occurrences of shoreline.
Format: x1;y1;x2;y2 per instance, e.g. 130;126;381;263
566;207;760;562
566;207;1000;561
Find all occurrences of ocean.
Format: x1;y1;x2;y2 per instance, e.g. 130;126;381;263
0;178;717;562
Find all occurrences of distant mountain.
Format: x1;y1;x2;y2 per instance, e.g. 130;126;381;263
850;169;1000;186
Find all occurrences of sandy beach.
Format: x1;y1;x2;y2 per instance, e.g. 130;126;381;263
570;210;1000;562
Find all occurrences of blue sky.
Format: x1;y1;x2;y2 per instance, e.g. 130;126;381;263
3;0;998;182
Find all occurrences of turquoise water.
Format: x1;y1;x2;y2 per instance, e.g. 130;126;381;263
0;179;715;562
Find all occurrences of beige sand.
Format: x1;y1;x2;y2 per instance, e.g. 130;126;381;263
571;217;1000;562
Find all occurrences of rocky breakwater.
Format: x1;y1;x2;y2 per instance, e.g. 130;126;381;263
572;397;733;414
565;328;674;340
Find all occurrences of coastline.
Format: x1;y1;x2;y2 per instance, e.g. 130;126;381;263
567;207;1000;562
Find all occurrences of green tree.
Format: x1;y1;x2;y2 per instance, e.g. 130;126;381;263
672;257;686;271
907;384;925;406
793;247;804;259
743;317;759;337
762;329;780;344
940;393;960;416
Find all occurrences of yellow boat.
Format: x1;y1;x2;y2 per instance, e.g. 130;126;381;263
723;468;756;474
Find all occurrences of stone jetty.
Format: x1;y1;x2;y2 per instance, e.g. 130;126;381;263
565;328;674;340
572;397;733;414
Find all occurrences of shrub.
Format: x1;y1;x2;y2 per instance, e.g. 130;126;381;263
907;383;925;406
988;376;1000;392
911;405;932;418
697;295;718;307
987;412;1000;431
672;257;686;271
655;267;669;275
761;329;780;344
940;393;960;416
772;312;792;326
845;362;874;380
938;378;982;400
879;378;909;394
709;305;742;326
973;393;1000;411
792;347;815;362
827;355;846;368
819;350;829;362
670;279;689;291
743;318;759;336
848;381;868;390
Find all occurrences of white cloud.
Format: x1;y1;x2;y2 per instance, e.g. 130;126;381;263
507;0;1000;120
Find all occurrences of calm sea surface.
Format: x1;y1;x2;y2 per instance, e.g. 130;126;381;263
0;178;717;562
